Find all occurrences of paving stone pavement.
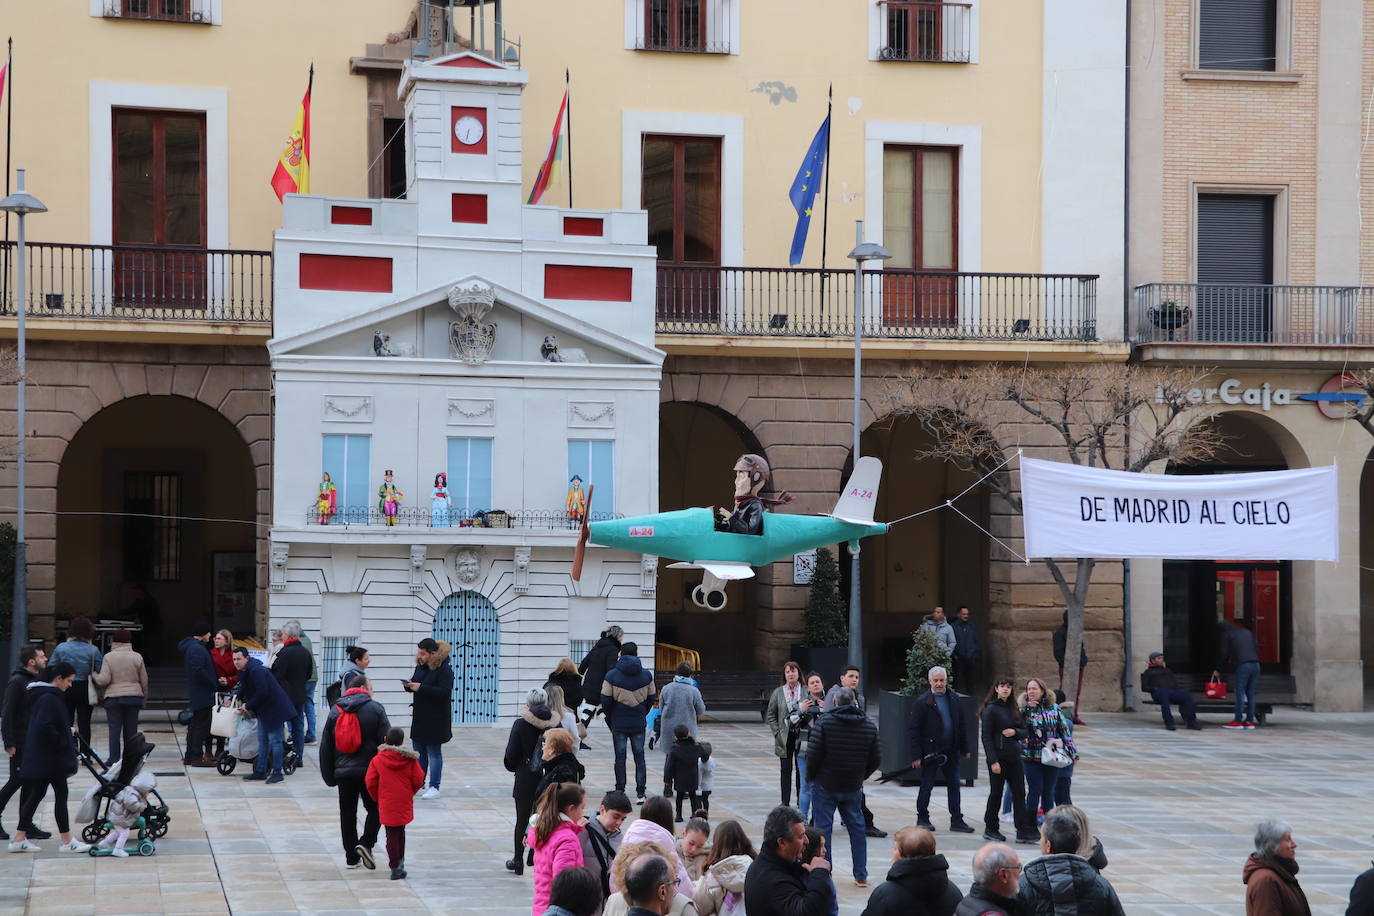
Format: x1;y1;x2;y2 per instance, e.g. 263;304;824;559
2;705;1372;915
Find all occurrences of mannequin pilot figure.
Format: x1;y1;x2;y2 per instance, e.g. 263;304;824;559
716;454;791;535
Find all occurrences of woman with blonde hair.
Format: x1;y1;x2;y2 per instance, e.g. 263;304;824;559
1046;804;1108;870
1018;676;1076;827
534;727;585;799
546;684;579;736
603;839;698;916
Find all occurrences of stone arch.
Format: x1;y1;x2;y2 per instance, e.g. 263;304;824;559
54;394;260;662
657;400;768;667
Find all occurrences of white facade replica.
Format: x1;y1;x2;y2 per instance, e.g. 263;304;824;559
268;52;662;726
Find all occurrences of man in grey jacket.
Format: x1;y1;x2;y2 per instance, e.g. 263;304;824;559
921;607;958;658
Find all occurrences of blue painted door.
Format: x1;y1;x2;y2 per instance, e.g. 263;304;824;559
433;590;501;723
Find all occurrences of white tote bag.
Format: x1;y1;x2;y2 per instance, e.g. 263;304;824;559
211;696;241;739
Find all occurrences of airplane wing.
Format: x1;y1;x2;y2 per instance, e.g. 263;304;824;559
666;561;756;581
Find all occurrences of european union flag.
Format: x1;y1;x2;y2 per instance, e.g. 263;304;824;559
788;113;830;267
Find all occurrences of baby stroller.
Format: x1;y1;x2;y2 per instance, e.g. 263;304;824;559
75;733;170;846
215;697;299;777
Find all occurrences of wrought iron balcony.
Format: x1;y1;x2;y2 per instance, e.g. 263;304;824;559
655;265;1097;341
0;242;272;324
878;1;973;63
306;506;624;529
1134;282;1374;346
103;0;214;24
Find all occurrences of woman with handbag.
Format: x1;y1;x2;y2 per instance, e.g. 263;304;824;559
764;661;807;806
1018;677;1076;827
90;629;147;766
50;616;103;748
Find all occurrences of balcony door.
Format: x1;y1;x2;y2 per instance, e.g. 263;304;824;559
113;108;207;309
882;145;957;327
642;134;721;325
1196;193;1273;342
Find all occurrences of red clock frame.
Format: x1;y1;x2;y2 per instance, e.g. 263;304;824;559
450;106;488;155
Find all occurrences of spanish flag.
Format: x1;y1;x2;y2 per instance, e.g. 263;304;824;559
270;67;312;203
527;82;569;205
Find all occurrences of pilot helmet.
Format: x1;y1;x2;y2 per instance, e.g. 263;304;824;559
733;454;770;486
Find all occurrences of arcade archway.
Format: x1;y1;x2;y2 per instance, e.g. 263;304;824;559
55;395;257;664
657;401;765;668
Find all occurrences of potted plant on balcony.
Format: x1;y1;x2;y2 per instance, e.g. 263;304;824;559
1147;300;1190;338
877;623;976;786
789;547;850;680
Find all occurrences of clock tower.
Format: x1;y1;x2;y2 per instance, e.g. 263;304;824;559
399;51;527;254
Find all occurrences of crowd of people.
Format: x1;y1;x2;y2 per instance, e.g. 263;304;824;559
0;614;1357;915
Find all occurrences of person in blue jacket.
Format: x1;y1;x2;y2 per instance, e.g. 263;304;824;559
178;622;218;767
8;662;90;853
233;648;296;784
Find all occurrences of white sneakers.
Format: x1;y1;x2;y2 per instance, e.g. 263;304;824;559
420;786;440;800
7;840;41;853
110;847;129;858
9;838;91;853
58;840;92;854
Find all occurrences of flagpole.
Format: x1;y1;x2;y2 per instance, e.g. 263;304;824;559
819;84;833;327
565;69;573;209
3;38;12;312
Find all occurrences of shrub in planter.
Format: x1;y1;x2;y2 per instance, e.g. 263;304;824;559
802;547;846;648
899;624;953;696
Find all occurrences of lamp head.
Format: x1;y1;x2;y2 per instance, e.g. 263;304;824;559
847;241;891;263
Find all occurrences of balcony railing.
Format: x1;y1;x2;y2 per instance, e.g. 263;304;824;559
1134;283;1374;346
655;265;1097;341
879;1;973;63
0;242;272;324
308;506;623;529
633;0;732;53
105;0;214;24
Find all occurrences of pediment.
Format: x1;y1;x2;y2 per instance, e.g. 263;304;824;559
269;276;663;368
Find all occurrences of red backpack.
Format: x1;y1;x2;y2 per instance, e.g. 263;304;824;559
334;706;362;754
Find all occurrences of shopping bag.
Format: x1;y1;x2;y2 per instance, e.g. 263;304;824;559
1205;676;1228;699
227;714;259;759
211;699;241;739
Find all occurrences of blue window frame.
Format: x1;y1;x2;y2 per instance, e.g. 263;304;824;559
447;437;494;514
322;434;371;508
568;439;614;515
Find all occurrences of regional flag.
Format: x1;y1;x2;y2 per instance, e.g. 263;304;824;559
788;113;830;266
528;87;568;205
270;73;312;203
0;61;7;108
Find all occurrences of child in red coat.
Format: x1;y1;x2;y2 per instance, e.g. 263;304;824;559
365;727;426;879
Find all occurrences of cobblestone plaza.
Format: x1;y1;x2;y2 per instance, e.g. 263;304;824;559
3;706;1371;915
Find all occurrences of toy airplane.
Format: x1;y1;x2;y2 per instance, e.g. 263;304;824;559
572;457;888;610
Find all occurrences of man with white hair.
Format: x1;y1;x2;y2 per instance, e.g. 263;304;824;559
906;666;974;833
955;843;1022;916
273;620;313;771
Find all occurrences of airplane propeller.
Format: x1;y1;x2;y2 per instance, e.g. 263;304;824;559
571;484;594;582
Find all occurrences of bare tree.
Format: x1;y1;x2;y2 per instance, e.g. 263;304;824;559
884;363;1224;708
1339;369;1374;438
0;346;16;467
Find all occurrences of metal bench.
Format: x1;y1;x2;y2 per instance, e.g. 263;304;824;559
656;669;777;721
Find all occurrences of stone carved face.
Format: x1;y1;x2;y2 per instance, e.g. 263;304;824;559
453;548;481;586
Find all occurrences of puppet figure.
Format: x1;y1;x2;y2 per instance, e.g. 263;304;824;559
316;472;337;525
566;474;587;526
716;454;793;536
378;470;403;526
431;472;451;527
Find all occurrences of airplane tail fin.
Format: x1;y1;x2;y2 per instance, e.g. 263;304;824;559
828;456;882;524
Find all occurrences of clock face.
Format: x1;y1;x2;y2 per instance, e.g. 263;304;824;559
454;115;485;146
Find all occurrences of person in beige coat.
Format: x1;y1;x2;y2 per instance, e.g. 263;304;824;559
90;629;148;765
603;839;699;916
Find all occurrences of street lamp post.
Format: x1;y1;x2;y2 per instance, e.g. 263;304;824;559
845;222;890;676
0;170;47;673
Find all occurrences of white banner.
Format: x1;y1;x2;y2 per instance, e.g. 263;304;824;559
1020;458;1339;561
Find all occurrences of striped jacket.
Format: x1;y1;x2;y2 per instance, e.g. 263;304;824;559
600;655;655;732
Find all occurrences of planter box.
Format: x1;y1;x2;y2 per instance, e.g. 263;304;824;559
877;689;978;787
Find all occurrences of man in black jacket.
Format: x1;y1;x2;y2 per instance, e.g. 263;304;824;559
578;626;623;744
863;825;963;916
955;842;1024;916
743;805;832;916
319;673;390;870
1214;617;1262;729
0;646;49;840
1141;651;1201;731
907;667;974;833
274;621;314;764
178;622;218;767
807;687;879;887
